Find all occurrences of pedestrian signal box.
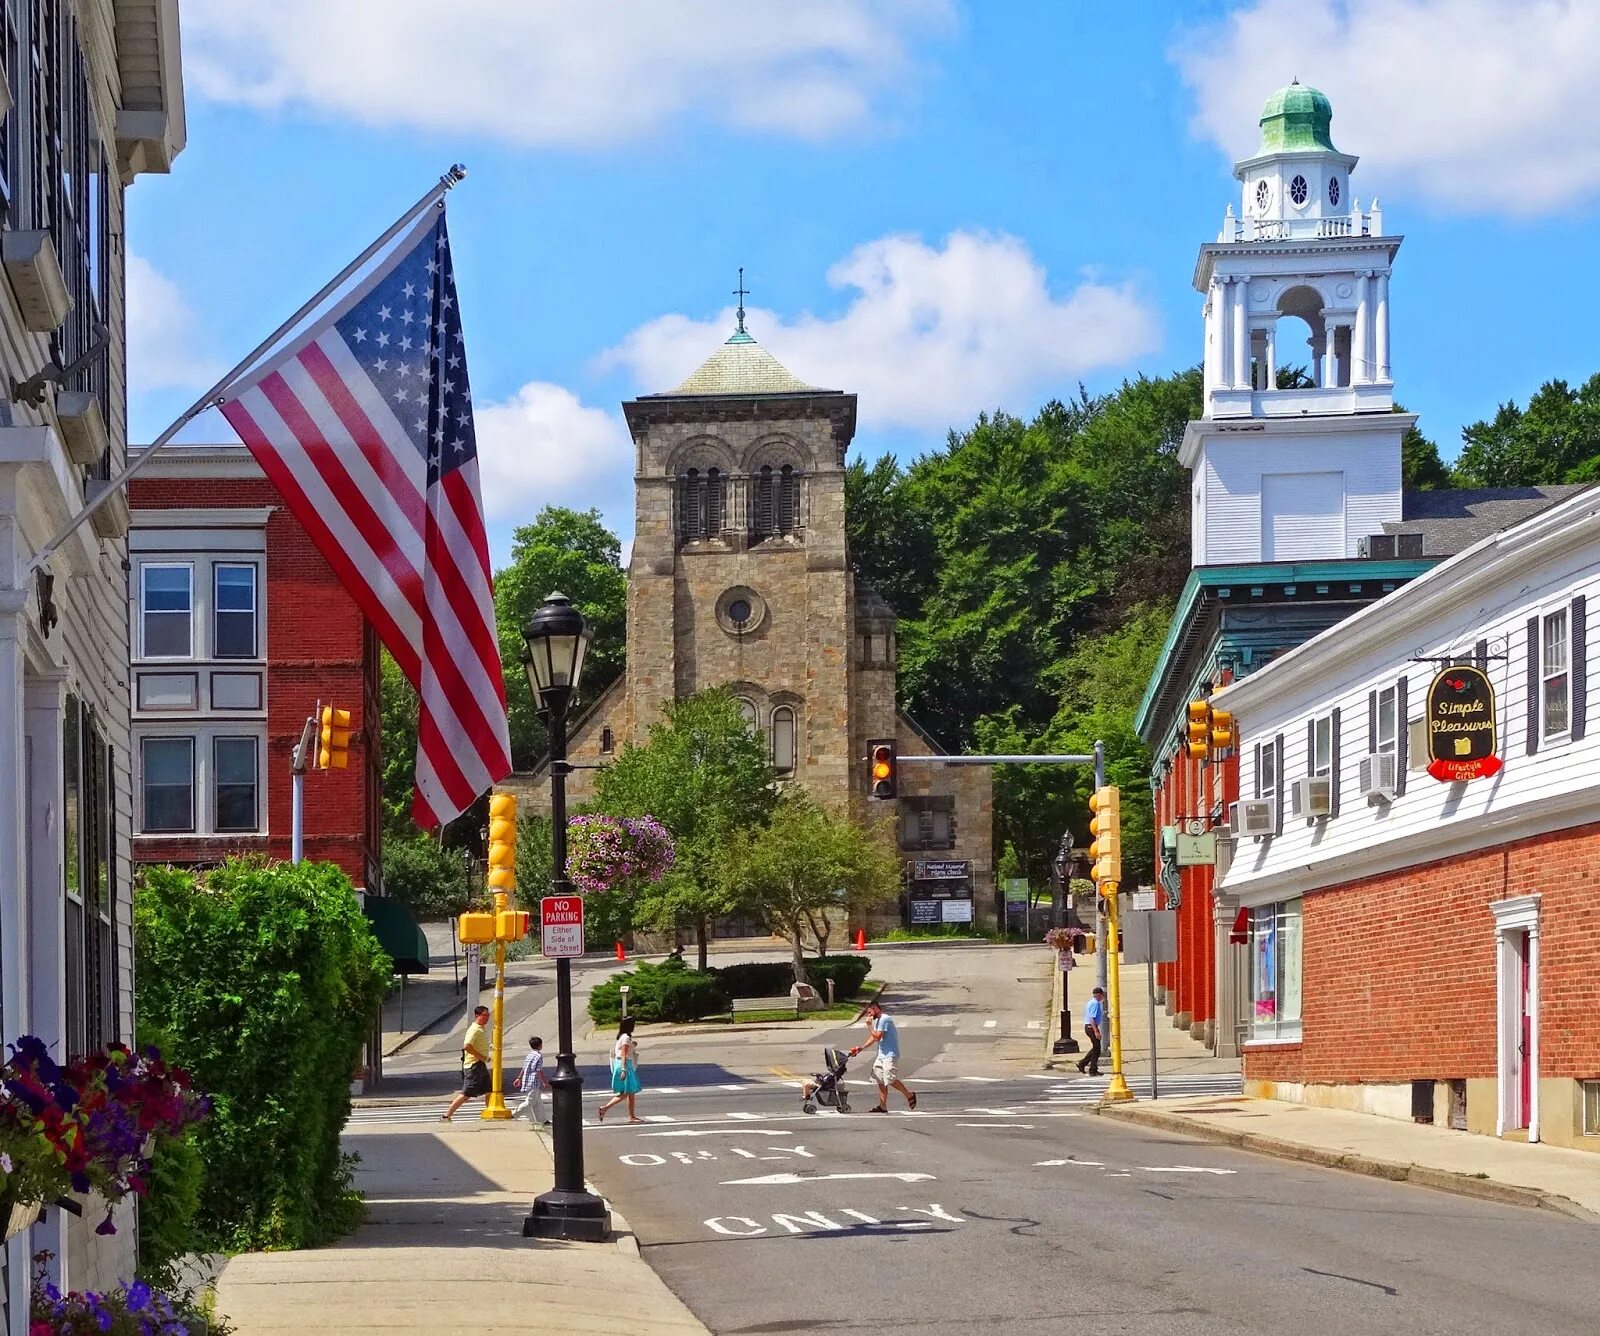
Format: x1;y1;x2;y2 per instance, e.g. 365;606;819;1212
496;909;532;942
458;911;496;945
868;739;897;799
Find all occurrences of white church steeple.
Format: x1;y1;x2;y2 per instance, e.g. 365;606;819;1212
1183;83;1414;568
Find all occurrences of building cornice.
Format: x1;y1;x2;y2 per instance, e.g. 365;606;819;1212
128;445;265;480
622;392;858;460
1213;485;1600;717
1193;234;1402;291
1179;410;1415;469
132;506;275;529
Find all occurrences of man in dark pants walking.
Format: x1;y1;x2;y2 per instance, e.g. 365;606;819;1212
1076;986;1106;1076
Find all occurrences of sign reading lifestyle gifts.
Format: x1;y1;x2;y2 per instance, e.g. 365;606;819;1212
1425;665;1503;781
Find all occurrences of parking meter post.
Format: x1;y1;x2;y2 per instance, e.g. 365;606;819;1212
620;985;630;1020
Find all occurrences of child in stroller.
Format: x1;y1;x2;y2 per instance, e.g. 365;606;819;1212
800;1046;853;1114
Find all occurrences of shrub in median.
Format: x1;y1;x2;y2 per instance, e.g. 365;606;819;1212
712;961;793;998
806;954;872;1000
588;957;729;1025
134;858;391;1251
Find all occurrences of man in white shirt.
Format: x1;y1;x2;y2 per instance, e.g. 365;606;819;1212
513;1035;550;1124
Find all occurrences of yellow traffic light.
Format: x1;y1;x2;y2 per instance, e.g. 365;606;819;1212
1186;699;1211;760
868;739;897;799
1210;708;1235;752
457;911;496;944
318;705;352;769
1088;785;1122;887
487;791;517;895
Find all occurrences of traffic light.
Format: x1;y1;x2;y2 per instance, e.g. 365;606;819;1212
1185;699;1211;760
496;909;532;942
1210;708;1235;752
457;911;496;944
487;792;517;895
868;739;897;799
1088;785;1121;889
318;705;352;769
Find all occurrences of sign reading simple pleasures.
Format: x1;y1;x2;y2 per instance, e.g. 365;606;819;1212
541;895;585;958
1425;665;1503;782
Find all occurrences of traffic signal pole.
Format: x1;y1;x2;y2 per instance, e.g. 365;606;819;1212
481;792;519;1122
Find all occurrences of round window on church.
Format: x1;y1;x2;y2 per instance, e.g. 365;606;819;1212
1289;174;1308;206
728;598;752;626
1328;175;1341;207
714;586;768;637
1254;179;1270;213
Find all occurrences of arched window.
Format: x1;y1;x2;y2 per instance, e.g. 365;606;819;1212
736;698;759;733
771;706;796;774
678;467;726;543
753;463;801;538
600;727;614;755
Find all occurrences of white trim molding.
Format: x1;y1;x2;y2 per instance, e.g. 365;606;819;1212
1490;894;1541;1142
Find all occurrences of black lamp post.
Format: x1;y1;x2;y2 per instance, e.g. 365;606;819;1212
521;591;612;1242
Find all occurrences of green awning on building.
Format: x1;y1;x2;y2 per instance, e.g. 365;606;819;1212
362;894;430;975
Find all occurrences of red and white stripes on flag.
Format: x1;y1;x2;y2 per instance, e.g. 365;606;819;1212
219;210;511;828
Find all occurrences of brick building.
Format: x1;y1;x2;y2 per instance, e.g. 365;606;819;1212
1214;487;1600;1151
1136;82;1577;1057
128;444;382;890
508;317;994;928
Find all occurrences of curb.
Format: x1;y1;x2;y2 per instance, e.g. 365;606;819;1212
1094;1103;1598;1222
384;994;465;1057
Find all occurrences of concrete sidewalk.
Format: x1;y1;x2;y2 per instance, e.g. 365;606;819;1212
1100;1094;1600;1222
214;1119;708;1335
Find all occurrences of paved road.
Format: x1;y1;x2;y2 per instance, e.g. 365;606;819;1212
580;1077;1600;1336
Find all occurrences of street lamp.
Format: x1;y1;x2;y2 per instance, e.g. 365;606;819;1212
521;591;611;1242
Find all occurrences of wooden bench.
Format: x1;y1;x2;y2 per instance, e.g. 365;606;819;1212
730;995;800;1021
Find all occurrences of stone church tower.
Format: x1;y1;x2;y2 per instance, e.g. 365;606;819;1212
510;315;994;929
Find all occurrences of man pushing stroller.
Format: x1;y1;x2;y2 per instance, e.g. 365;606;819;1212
850;1000;917;1114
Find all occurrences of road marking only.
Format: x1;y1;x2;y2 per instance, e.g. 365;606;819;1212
721;1172;935;1186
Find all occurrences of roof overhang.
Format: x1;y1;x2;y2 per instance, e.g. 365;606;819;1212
623;390;858;462
1192;233;1402;293
114;0;187;180
1180;409;1415;470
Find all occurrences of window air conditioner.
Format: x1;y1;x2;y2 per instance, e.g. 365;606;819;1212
1291;775;1333;819
1358;752;1398;802
1228;798;1276;837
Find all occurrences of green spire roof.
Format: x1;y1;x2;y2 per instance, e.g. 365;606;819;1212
1257;80;1337;154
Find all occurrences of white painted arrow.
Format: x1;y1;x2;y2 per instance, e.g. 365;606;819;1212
1137;1166;1237;1175
1035;1158;1104;1168
721;1172;936;1186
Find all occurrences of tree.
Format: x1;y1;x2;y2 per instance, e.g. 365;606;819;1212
494;506;628;770
381;830;470;919
722;791;900;983
592;689;776;968
1452;373;1600;487
378;650;420;839
1400;417;1450;491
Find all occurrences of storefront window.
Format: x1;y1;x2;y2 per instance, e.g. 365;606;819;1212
1249;897;1302;1041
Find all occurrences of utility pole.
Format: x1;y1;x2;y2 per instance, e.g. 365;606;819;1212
289;707;318;864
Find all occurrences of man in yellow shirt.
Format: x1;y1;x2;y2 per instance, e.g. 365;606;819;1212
441;1005;492;1121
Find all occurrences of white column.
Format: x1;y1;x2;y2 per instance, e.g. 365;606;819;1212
1374;271;1391;381
1263;324;1277;391
0;587;28;1044
1231;280;1248;388
1321;316;1338;388
1353;271;1371;385
1529;922;1542;1143
1205;279;1223;395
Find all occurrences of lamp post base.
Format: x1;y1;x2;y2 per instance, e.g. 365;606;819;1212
523;1188;612;1242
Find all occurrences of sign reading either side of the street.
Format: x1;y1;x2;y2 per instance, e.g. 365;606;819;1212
1425;664;1503;781
540;895;585;958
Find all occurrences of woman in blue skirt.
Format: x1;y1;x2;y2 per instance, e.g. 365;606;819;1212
597;1016;643;1123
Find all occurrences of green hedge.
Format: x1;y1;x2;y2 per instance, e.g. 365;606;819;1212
712;962;793;998
806;955;872;999
134;858;391;1251
588;957;729;1025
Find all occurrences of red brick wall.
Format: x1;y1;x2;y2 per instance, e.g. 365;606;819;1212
129;476;378;889
1245;822;1600;1084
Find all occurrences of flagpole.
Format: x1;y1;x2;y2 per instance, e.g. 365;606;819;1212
26;164;468;576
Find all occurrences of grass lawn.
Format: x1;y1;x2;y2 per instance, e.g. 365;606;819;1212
722;979;884;1025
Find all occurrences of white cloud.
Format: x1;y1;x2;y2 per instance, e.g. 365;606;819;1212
1175;0;1600;215
474;381;633;560
598;231;1159;431
125;254;225;394
182;0;951;146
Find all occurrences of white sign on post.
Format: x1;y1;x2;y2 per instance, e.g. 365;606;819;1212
541;895;586;959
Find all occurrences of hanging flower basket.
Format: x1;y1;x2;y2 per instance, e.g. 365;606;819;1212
567;815;675;895
1;1196;40;1241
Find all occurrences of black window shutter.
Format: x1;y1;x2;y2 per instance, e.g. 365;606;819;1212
1396;676;1409;796
1367;690;1377;754
1306;718;1316;774
1329;706;1342;817
1273;734;1285;835
1526;616;1541;755
1572;595;1588;741
1253;742;1262;799
1474;638;1488;670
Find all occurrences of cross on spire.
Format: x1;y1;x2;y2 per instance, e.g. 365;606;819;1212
733;267;749;335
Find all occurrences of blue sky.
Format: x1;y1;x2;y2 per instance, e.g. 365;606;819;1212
129;1;1600;564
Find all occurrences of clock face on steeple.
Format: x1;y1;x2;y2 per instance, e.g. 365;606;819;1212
1255;179;1270;213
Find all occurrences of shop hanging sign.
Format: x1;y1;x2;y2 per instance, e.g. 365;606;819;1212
1425;665;1503;781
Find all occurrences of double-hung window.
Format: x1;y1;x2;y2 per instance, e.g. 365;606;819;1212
1249;898;1303;1042
1543;608;1570;740
214;564;258;658
213;737;259;832
1310;715;1333;776
1375;685;1398;753
141;737;194;833
1255;740;1278;801
141;564;193;658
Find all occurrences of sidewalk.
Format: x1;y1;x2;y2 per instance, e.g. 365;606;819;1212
381;922;469;1058
213;1118;708;1335
1099;1095;1600;1222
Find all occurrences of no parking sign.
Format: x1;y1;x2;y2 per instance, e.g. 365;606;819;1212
541;896;585;958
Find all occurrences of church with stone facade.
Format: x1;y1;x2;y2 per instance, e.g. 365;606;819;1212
507;318;994;932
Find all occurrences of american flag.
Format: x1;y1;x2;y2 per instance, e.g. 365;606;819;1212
219;210;512;829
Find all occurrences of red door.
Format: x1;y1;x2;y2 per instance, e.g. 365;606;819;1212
1517;935;1532;1129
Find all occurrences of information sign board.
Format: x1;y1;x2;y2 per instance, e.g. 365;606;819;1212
540;895;585;959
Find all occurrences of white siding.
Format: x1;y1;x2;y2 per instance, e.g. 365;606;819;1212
1261;471;1343;561
1222;528;1600;903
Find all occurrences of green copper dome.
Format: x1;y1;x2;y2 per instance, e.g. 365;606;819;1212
1257;80;1337;154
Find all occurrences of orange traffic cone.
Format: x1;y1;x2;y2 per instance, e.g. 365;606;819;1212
854;928;867;952
615;941;627;962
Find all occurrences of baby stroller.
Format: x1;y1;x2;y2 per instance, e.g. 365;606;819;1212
801;1046;853;1114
